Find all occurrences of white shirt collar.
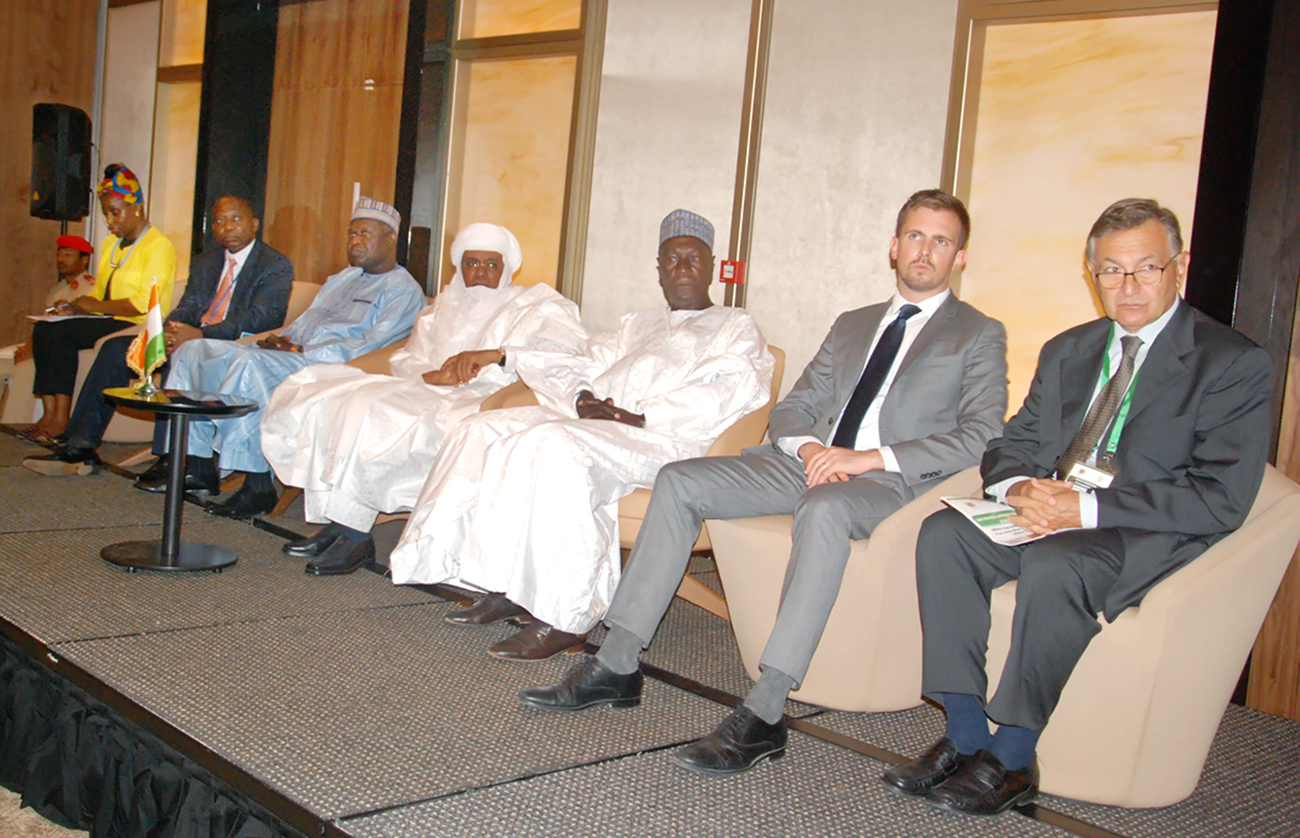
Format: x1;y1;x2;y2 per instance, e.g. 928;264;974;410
224;239;257;278
1110;295;1181;347
886;287;950;320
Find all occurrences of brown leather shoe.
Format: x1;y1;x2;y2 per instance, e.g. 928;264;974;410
488;622;587;662
445;593;531;626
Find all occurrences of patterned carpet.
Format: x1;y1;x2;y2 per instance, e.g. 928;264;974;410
1;429;1297;838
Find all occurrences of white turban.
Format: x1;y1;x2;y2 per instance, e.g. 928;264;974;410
447;222;523;300
438;222;526;324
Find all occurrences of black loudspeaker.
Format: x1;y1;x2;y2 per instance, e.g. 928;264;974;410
31;104;92;221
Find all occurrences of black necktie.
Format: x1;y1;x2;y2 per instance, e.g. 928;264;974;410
832;304;922;449
1056;335;1142;479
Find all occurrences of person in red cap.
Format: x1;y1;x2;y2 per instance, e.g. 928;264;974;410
47;236;95;308
11;236;95;366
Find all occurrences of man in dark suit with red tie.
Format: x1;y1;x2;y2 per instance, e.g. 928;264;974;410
884;198;1273;816
22;196;293;479
521;190;1009;776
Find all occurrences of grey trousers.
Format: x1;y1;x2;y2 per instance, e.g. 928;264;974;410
604;446;914;684
916;508;1124;730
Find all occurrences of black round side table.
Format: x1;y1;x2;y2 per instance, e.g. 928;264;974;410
101;387;258;572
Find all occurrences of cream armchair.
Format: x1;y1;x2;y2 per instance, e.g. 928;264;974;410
708;463;1300;807
707;469;961;712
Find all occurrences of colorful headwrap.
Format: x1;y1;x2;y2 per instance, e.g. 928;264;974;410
55;235;93;254
97;164;143;205
352;196;401;232
659;208;714;249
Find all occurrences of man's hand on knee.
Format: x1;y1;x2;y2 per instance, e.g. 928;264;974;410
799;442;883;487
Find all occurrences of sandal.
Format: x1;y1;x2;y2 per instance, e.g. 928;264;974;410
17;426;56;445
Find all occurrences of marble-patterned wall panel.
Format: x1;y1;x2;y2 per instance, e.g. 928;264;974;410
447;55;577;289
580;0;752;331
961;11;1217;414
461;0;581;39
100;2;162;246
159;0;206;68
150;81;202;282
744;0;961;397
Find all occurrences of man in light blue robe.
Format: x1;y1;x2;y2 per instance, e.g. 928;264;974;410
164;197;425;518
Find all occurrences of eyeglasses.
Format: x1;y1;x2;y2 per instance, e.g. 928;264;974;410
464;258;501;271
1092;255;1180;289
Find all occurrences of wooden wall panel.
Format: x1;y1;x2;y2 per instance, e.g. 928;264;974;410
0;0;98;346
264;0;408;285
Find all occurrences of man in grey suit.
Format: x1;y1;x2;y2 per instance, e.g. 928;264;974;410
522;190;1009;775
885;198;1273;816
22;196;293;478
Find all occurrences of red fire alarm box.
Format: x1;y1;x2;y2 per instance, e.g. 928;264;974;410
720;260;745;284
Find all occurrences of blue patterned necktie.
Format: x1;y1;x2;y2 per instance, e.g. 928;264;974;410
832;304;922;449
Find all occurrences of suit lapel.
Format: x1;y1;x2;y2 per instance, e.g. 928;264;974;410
895;295;956;377
1124;302;1193;424
836;303;888;401
1059;320;1111;440
228;241;262;307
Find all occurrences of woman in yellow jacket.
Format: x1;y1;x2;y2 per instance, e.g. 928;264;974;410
25;163;177;442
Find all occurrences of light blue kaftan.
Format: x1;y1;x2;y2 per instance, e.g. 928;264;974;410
165;265;424;473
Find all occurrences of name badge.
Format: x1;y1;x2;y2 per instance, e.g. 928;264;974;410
1065;461;1114;491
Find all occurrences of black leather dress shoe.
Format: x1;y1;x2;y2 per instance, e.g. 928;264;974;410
488;622;587;661
136;460;220;497
882;737;975;796
445;593;531;626
22;447;101;476
133;455;170;487
674;707;787;776
926;750;1039;816
208;485;278;518
282;526;342;557
304;536;375;575
519;656;643;712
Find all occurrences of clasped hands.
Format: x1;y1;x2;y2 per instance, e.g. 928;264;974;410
1005;477;1083;535
575;389;645;428
257;333;300;353
163;321;202;352
797;442;884;488
422;349;504;387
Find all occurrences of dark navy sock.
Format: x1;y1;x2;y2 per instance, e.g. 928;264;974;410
941;693;992;754
989;724;1041;771
334;523;372;544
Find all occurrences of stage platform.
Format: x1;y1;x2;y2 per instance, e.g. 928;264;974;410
0;430;1297;838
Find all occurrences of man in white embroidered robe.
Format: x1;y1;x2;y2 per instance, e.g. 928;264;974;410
261;223;588;574
389;209;774;660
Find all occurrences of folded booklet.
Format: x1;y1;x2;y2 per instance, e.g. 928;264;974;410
941;496;1049;546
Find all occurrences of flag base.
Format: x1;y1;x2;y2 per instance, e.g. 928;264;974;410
133;378;160;397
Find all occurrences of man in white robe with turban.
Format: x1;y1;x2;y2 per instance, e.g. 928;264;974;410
261;223;588;575
389;209;775;661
